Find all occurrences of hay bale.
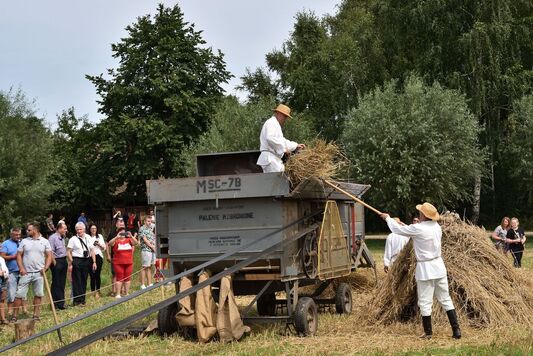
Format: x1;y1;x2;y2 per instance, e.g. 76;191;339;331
368;213;533;327
284;140;346;186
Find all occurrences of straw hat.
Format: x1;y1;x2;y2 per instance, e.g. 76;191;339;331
273;104;292;118
416;202;440;221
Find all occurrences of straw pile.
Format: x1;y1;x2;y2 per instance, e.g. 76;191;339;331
369;212;533;328
284;139;347;186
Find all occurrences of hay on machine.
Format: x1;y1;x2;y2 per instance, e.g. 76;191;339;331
284;139;347;186
369;212;533;328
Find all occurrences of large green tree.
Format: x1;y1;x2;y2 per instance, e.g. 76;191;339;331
258;4;385;140
374;0;533;222
86;4;231;203
0;89;55;229
49;108;112;214
237;68;279;103
504;95;533;211
341;77;484;217
243;0;532;223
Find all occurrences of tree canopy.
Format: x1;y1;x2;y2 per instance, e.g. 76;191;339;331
48;108;111;213
86;4;231;203
0;89;54;229
342;77;484;217
504;95;533;208
261;6;385;140
1;1;531;227
240;0;532;224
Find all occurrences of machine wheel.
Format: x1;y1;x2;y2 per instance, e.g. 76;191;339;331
157;302;178;335
257;293;277;316
301;232;318;279
294;297;318;336
335;283;352;314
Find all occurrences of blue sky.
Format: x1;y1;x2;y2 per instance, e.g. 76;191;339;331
0;1;340;125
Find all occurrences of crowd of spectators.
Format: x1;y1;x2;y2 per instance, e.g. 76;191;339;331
0;209;157;323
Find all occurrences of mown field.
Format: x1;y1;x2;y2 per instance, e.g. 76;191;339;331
1;239;531;355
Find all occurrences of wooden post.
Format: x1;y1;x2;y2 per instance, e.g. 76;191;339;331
14;319;35;341
42;270;64;343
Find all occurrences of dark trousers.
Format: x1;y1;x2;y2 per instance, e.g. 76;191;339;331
89;255;104;291
50;257;68;308
511;249;523;268
72;257;90;305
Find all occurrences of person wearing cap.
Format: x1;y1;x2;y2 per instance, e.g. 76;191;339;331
380;202;461;340
383;218;410;273
256;104;305;173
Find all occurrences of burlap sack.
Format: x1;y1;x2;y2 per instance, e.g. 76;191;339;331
176;276;196;327
216;275;251;342
195;270;217;342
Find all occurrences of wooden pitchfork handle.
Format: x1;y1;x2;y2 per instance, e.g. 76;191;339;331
323;179;383;216
42;269;64;343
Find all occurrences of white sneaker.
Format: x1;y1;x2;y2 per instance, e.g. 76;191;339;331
140;285;146;290
148;284;153;287
115;294;122;299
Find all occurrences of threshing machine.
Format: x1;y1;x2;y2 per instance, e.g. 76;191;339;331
147;151;376;336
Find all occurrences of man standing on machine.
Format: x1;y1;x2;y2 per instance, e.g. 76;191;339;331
257;104;305;173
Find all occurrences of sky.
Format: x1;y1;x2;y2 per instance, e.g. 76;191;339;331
0;1;340;125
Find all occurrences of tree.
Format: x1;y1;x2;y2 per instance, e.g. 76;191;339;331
181;96;315;176
373;0;533;222
504;95;533;209
341;77;484;217
237;67;279;103
247;0;532;223
0;89;55;229
264;5;386;140
86;4;231;203
49;108;112;215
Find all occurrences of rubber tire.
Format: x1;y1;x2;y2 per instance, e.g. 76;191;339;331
294;297;318;336
335;282;352;314
157;302;178;336
257;293;277;316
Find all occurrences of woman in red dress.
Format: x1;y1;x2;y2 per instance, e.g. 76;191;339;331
108;227;138;298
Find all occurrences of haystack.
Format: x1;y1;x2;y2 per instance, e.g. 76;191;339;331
284;139;346;186
369;213;533;328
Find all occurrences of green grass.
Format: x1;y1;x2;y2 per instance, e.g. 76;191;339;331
1;240;532;355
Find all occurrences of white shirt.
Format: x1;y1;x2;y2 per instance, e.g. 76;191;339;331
0;256;8;278
385;217;447;281
383;233;410;267
256;116;298;172
87;234;106;258
149;215;156;231
67;234;93;258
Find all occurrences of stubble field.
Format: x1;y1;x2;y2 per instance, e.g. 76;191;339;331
1;239;531;355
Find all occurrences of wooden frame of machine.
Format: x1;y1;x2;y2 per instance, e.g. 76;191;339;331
147;151;376;336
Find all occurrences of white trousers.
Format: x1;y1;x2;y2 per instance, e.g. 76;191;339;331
417;277;455;317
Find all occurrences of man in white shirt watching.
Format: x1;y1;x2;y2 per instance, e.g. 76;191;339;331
67;222;97;306
380;202;461;340
256;104;305;173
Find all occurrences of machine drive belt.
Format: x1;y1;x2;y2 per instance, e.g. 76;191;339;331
0;210;321;354
48;222;320;355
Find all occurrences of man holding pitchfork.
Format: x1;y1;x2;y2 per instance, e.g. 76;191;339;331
380;202;461;340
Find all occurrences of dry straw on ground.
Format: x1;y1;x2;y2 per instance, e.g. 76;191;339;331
368;212;533;328
284;140;347;186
